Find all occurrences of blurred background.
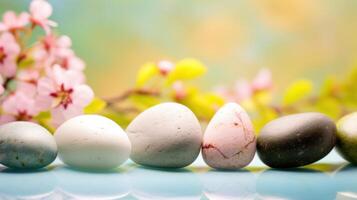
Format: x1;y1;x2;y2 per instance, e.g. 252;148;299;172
1;0;357;97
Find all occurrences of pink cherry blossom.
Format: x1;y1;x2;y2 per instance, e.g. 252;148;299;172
251;68;272;92
0;32;20;77
214;68;273;103
37;65;93;126
234;79;253;102
172;81;186;100
33;34;85;71
0;0;94;128
0;11;29;32
214;80;253;103
0;87;40;124
17;69;40;85
29;0;57;34
158;60;174;75
213;86;235;102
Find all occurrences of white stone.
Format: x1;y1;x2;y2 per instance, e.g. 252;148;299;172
126;102;202;168
54;115;131;170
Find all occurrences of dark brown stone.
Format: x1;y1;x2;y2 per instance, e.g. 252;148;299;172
257;112;336;168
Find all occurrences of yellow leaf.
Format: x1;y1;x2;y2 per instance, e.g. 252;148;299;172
102;111;132;128
204;93;225;109
84;97;107;114
34;112;54;133
181;90;224;120
283;80;313;105
315;97;341;119
129;95;160;110
253;91;272;105
253;107;278;134
166;58;206;85
136;63;159;87
320;77;336;97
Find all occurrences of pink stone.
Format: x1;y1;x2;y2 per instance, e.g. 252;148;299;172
202;103;256;170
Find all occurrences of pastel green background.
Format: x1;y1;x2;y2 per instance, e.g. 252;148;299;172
1;0;357;97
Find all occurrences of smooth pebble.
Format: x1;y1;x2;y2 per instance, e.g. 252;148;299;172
54;115;131;170
257;112;336;168
0;121;57;169
336;112;357;165
202;103;256;170
126;102;202;168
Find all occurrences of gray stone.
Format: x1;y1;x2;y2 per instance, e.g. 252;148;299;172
0;121;57;169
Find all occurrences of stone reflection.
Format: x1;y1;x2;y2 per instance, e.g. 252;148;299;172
200;169;256;200
128;166;202;199
0;167;56;199
333;164;357;199
1;162;357;199
256;163;357;200
54;166;131;199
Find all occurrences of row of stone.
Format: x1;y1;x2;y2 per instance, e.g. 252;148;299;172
0;102;356;170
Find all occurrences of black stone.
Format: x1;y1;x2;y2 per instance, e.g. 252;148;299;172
257;112;336;168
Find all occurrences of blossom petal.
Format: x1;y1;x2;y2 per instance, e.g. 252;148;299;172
234;79;253;102
2;94;19;114
30;0;53;20
72;84;94;107
251;68;273;91
51;106;82;127
57;35;71;48
0;59;17;77
3;11;17;26
0;115;15;125
0;32;20;55
0;23;6;31
35;94;52;111
0;85;4;95
37;77;55;95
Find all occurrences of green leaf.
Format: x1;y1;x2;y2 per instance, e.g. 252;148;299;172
18;58;35;69
283;80;313;105
34;111;51;119
84;97;107;114
166;58;206;85
136;63;159;87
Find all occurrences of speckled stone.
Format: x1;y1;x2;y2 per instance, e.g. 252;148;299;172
336;112;357;165
257;112;336;168
202;103;256;170
0;121;57;169
126;102;202;168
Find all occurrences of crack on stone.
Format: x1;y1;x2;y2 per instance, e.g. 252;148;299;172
244;136;256;149
234;111;254;141
203;144;243;159
203;144;229;159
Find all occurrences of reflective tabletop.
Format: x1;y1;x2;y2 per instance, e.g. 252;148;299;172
0;149;356;200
